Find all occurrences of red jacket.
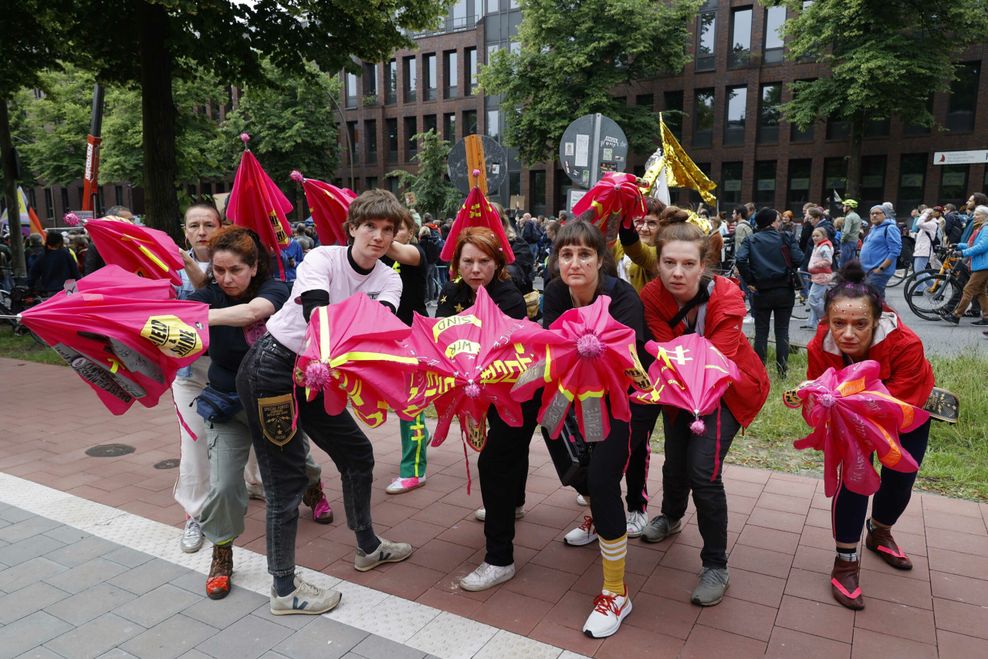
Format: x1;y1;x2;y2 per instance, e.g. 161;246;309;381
641;275;770;427
807;312;934;408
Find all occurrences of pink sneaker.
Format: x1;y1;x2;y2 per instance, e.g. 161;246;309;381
386;476;426;495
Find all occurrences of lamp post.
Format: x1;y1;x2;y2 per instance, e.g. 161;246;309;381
328;91;355;190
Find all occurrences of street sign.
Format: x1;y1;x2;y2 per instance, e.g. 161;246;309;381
559;114;628;189
933;150;988;165
448;134;508;195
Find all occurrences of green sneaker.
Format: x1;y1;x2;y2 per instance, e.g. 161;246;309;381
640;515;682;543
691;567;729;606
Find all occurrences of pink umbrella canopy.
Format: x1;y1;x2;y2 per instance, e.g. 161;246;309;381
294;293;420;428
404;286;548;451
226;135;293;260
18;266;209;415
439;184;515;264
85;218;185;285
511;295;651;443
291;170;355;247
784;360;926;497
571;172;647;240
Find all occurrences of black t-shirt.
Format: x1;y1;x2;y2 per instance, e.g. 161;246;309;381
189;279;290;392
381;244;428;326
436;277;526;319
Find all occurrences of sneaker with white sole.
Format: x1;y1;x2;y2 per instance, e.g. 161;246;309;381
459;562;516;591
640;515;682;543
180;517;203;553
386;476;426;495
270;575;342;615
626;510;648;538
245;482;266;501
582;589;632;638
564;515;598;546
691;567;729;606
354;538;413;572
576;494;588;506
474;506;524;522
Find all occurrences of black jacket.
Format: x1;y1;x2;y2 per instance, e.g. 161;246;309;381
436;277;526;319
736;228;804;291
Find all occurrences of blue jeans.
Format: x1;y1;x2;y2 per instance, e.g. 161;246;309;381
237;333;376;578
840;242;858;268
807;282;831;327
913;255;932;289
865;269;894;301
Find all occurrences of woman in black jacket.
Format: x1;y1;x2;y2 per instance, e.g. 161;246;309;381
735;207;803;377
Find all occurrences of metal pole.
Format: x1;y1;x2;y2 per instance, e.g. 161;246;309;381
82;83;105;213
589;113;603;186
328;92;354;190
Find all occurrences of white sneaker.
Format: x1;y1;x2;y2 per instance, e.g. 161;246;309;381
270;576;342;615
576;494;588;506
564;516;598;546
459;562;516;591
386;476;426;494
626;510;648;538
246;482;266;501
474;506;524;522
582;589;632;638
742;315;754;325
180;517;203;553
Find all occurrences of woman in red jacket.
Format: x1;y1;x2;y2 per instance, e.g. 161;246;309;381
806;262;934;610
639;211;770;606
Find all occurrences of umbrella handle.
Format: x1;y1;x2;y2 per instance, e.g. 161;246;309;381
0;314;21;321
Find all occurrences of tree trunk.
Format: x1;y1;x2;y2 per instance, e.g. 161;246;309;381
0;100;25;279
139;2;180;238
845;114;864;199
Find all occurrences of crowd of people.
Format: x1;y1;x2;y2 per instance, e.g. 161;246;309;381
2;183;974;639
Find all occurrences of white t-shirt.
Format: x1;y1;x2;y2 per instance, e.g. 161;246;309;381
266;245;403;353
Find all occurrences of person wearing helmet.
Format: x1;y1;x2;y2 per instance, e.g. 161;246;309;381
840;200;862;266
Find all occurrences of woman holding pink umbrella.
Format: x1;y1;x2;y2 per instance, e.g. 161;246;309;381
638;207;769;607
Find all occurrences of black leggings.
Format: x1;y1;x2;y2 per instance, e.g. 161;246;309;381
625;404;660;514
832;419;931;544
569;416;633;541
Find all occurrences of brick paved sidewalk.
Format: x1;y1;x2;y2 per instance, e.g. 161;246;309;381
2;357;988;658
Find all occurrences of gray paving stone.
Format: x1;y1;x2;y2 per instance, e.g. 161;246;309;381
0;558;69;593
45;536;119;568
273;616;369;659
107;559;187;595
14;647;64;659
196;614;294;659
104;546;153;569
0;506;34;524
42;525;91;545
182;582;265;629
113;583;201;628
0;582;70;625
0;611;73;659
258;653;292;659
352;634;427;659
120;613;217;659
43;612;144;659
169;568;208;595
47;582;138;626
0;516;61;543
96;651;140;659
0;534;66;567
44;558;128;594
176;651;212;659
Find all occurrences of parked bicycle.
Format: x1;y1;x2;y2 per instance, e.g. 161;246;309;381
902;246;969;321
0;285;48;346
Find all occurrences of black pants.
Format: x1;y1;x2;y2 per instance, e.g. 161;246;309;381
625;404;660;514
832;419;931;544
752;286;795;375
480;398;540;566
237;333;376;578
660;403;741;569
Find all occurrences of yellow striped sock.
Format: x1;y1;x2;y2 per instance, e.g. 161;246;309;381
599;534;627;594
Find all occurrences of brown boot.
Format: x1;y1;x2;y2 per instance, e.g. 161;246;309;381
830;557;864;610
206;544;233;600
865;521;912;570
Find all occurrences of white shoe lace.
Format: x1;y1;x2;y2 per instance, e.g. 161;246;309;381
183;518;200;538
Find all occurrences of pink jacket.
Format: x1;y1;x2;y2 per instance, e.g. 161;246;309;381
808;240;834;285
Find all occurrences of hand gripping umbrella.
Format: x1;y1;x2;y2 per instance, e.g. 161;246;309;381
439;180;515;264
632;334;741;480
511;295;651;443
290;170;355;247
13;266;209;415
294;293;420;428
85;218;185;285
783;360;926;497
571;172;647;241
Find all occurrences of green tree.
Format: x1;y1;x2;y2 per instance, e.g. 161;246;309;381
773;0;988;197
387;130;462;218
479;0;701;165
66;0;454;234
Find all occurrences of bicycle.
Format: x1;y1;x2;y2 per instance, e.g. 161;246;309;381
902;246;967;322
0;285;48;347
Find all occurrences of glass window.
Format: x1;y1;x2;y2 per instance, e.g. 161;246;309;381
724;86;747;146
486;110;500;138
403;56;417;103
443;113;456;141
822;157;847;202
790;80;815;142
787;159;812;215
367;176;378;191
405;116;418;160
365;119;377;164
424;114;438;135
452;0;467;28
863;117;889;137
385;60;397;104
692;88;714;148
444;51;458;99
463;109;478;136
757;83;781;143
362;63;378;98
826;117;850;140
488;0;499;11
345;73;358;108
721;162;743;206
472;0;483;21
663;90;684;140
531;170;547;212
898;154;927;211
636;94;654;108
754;160;777;205
904;95;933;136
729;7;752;68
764;6;785;64
465;48;477;95
346;122;359;164
486;44;500;63
946;62;980;132
860;155;886;207
386;118;398;163
423;53;437;101
696;12;716;72
939;164;969;204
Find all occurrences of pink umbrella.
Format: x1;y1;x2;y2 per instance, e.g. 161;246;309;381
439;184;515;264
290;170;355;247
295;293;420;428
85;218;185;285
784;360;926;497
511;295;651;443
571;172;646;240
16;266;209;415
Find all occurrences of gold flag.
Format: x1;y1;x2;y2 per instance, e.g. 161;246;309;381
659;114;717;205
